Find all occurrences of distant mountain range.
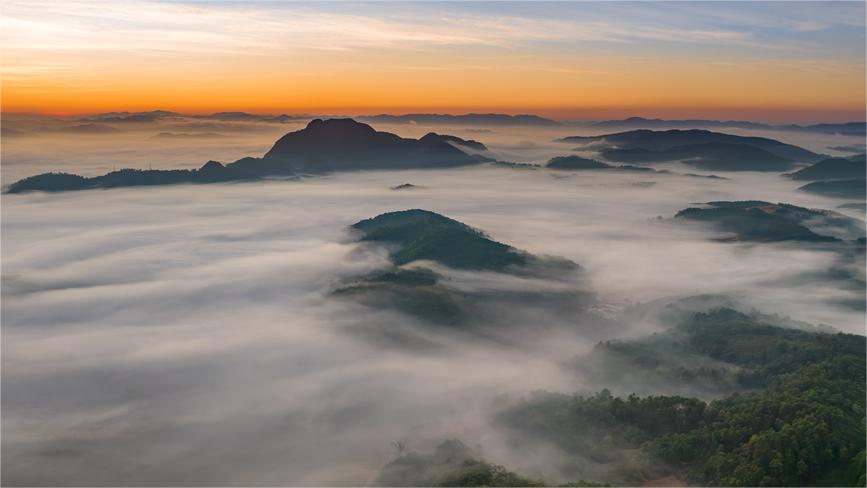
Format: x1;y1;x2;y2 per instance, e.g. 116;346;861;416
5;120;851;193
559;129;823;171
356;113;561;126
585;117;866;135
66;110;865;134
5;119;489;193
77;110;304;124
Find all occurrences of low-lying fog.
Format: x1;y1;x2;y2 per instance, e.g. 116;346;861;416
2;118;865;485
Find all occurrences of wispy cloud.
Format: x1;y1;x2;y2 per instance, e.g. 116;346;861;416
1;0;766;57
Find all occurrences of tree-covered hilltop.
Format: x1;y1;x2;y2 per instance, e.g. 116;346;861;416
787;156;865;181
496;309;866;486
351;209;530;271
375;439;545;487
337;210;593;332
5;161;255;193
674;201;865;242
799;178;866;200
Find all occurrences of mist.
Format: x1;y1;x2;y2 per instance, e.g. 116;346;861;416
2;117;865;485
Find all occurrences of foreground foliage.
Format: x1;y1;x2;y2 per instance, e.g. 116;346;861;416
498;309;866;486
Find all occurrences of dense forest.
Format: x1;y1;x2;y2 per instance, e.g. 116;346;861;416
380;309;866;486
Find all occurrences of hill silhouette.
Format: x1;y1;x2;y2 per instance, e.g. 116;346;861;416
674;201;863;242
799;179;866;199
600;142;795;171
351;209;529;271
559;129;822;163
5;119;485;193
246;118;482;173
788;157;865;181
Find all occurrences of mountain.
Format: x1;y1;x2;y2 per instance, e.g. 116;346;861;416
351;209;530;271
780;121;866;136
674;201;864;242
558;129;823;163
787;157;865;181
600;142;795;171
52;123;123;134
5;161;254;193
799;179;866;199
828;144;866;153
335;210;588;332
589;116;772;130
150;132;225;140
79;110;181;123
5;119;485;192
245;118;482;174
356;113;561;126
418;132;487;151
588;117;866;135
193;112;304;123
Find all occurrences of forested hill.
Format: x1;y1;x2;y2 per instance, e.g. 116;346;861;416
379;308;866;487
494;309;866;486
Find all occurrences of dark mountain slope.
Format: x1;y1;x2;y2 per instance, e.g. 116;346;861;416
788;157;865;181
600;142;794;171
6;161;254;193
799;179;866;199
6;119;484;192
674;201;864;242
558;129;822;163
250;118;481;173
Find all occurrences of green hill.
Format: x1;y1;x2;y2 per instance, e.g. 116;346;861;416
799;179;866;199
497;309;866;486
674;201;863;242
351;209;530;271
788;157;865;181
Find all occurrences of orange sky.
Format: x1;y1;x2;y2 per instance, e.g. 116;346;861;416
1;1;865;122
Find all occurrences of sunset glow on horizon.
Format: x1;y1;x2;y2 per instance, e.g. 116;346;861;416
2;1;865;122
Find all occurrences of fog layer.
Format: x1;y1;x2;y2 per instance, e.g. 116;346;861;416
2;120;865;485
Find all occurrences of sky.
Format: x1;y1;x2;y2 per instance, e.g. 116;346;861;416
1;1;865;122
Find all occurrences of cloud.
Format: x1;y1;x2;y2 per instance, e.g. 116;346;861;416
2;118;865;485
0;0;775;60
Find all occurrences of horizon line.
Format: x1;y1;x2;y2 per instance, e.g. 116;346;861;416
2;109;865;125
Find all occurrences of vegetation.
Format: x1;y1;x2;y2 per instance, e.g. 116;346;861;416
498;309;866;486
558;129;822;162
5;119;485;192
351;209;530;271
375;439;544;486
799;178;866;200
788;157;865;181
6;161;254;193
600;142;795;171
674;201;864;242
547;156;611;170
